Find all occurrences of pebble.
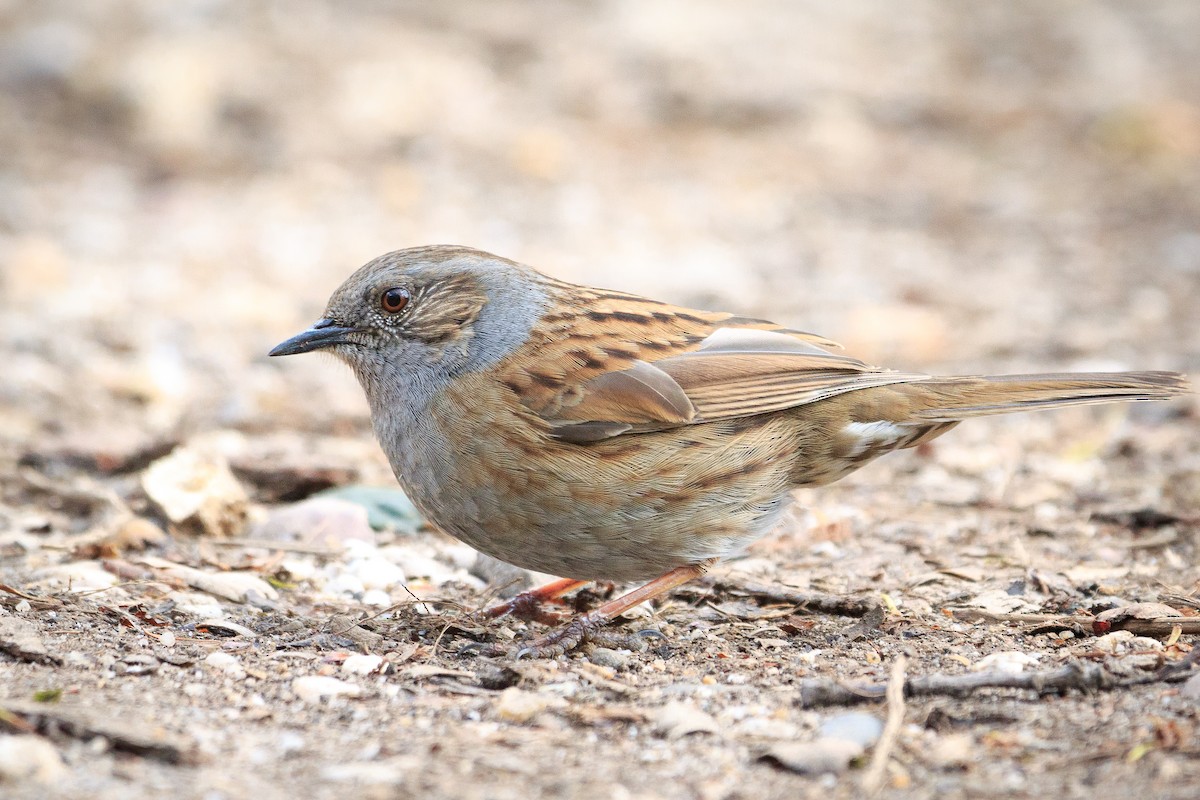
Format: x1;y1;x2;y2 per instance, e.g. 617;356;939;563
341;654;385;675
818;712;884;748
730;717;801;740
653;701;720;739
324;573;366;597
1092;630;1137;654
0;735;66;783
253;497;374;548
204;651;246;679
360;589;392;607
315;485;422;532
349;557;406;591
31;561;118;592
927;733;974;768
141;444;248;537
293;675;364;704
1181;673;1200;702
972;651;1040;674
379;544;478;588
761;739;864;775
589;647;630;670
494;687;566;723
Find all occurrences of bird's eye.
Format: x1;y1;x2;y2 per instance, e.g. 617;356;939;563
380;287;411;314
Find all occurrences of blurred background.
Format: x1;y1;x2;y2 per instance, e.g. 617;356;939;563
2;0;1198;454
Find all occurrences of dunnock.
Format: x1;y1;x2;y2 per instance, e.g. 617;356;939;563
271;245;1188;656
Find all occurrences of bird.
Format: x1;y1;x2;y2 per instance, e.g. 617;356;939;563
270;245;1189;656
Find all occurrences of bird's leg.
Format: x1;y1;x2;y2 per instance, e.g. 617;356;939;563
481;577;590;624
510;559;716;658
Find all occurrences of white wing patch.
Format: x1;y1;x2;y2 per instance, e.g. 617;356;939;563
840;420;909;458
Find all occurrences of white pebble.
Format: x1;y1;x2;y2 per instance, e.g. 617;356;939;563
972;651;1040;674
360;589;392;607
204;651;245;678
325;573;365;597
0;735;66;783
293;675;363;703
350;558;406;591
341;654;385;675
495;687;565;723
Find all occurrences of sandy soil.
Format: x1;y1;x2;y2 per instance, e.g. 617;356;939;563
1;2;1198;799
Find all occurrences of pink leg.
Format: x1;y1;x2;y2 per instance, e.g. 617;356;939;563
511;559;716;657
482;577;590;623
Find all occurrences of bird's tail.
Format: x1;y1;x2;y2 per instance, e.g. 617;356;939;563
906;370;1190;423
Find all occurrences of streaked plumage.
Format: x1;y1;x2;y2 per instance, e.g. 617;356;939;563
271;245;1189;653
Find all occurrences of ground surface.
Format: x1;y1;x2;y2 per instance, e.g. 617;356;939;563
1;2;1199;799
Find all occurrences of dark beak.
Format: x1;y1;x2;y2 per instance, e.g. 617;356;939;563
269;319;358;357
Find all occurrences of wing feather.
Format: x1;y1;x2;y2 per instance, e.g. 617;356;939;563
498;290;928;442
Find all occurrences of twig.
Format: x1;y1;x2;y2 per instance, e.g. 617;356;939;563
0;584;63;610
797;658;1197;708
691;579;878;618
947;608;1200;637
862;654;907;795
947;609;1072;624
206;538;341;555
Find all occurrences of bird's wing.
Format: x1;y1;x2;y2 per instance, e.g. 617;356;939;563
496;292;928;443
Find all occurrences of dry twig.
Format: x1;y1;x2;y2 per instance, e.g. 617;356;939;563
948;607;1200;637
690;579;878;617
862;654;907;795
798;656;1198;708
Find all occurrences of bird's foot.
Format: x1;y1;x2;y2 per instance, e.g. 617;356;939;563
479;578;589;625
469;561;714;658
512;610;607;659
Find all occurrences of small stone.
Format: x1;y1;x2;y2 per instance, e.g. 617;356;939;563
204;651;245;678
360;589;392;607
818;712;884;748
470;553;533;597
142;445;248;537
325;573;365;597
293;675;363;704
349;557;406;591
761;739;864;775
31;561;118;593
972;651;1040;674
341;654;385;675
316;485;422;533
730;717;801;740
1181;673;1200;702
589;647;630;670
0;617;55;664
927;733;974;768
1093;630;1136;653
254;497;374;549
495;687;565;723
114;653;159;676
653;701;720;739
0;735;66;783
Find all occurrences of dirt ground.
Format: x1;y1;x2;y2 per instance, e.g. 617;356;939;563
2;2;1199;799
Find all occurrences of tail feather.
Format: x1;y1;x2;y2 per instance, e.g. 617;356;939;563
909;370;1190;422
